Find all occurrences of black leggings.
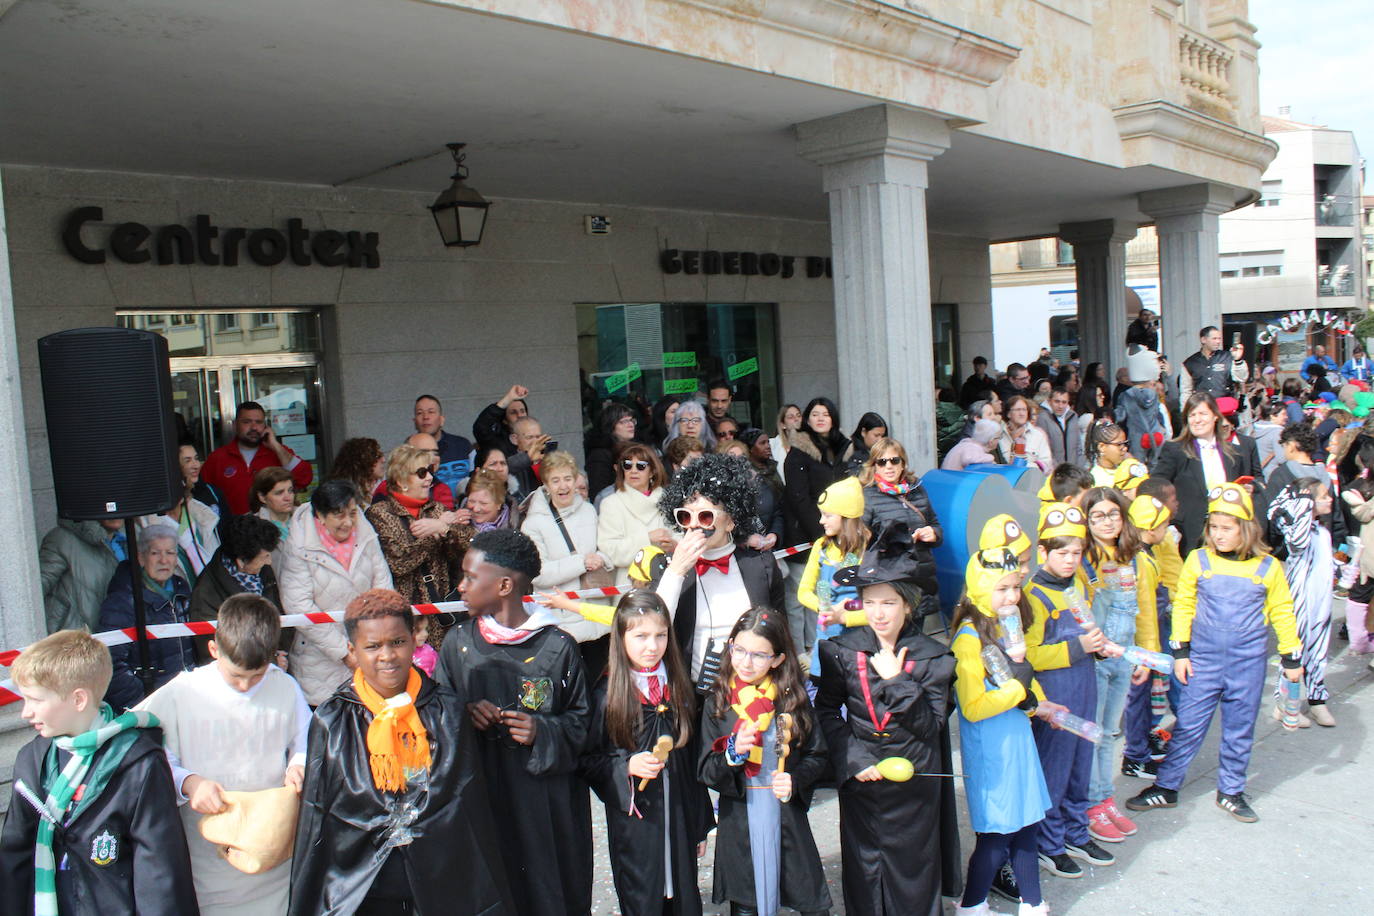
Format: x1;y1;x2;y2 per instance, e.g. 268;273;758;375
962;823;1042;908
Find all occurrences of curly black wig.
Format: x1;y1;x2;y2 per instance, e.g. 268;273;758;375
471;528;542;581
657;452;762;541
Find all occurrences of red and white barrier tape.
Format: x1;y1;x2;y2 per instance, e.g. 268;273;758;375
0;542;812;706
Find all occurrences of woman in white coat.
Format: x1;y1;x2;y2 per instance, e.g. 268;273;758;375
595;443;676;584
998;394;1054;472
277;479;393;706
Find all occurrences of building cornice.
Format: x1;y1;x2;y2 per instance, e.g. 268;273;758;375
1114;99;1278;175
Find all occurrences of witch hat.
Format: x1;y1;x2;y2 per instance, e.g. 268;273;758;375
833;520;923;589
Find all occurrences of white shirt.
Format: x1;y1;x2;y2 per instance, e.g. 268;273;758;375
657;544;750;680
1197;438;1227;490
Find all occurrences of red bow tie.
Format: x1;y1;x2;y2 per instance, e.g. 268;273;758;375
695;554;732;577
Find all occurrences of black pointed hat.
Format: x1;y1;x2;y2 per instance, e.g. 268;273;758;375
833;520;924;589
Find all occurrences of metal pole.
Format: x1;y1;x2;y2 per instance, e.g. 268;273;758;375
123;517;156;696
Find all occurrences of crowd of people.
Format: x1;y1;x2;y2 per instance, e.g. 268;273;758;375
8;336;1370;915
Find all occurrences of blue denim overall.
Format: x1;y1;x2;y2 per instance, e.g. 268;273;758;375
809;550;859;677
1154;553;1274;795
1027;583;1097;855
1082;559;1138;802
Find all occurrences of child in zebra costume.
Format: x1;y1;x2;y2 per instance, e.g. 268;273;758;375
1267;478;1337;727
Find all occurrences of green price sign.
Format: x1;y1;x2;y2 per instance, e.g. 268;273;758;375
604;371;629;393
663;351;697;369
727;357;758;381
662;378;699;395
626;362;642;382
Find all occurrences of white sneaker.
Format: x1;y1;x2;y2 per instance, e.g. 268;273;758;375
1018;903;1050;916
955;904;992;916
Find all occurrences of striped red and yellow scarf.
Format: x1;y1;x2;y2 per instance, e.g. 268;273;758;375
728;675;777;776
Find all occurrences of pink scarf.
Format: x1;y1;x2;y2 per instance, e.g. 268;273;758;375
314;517;356;571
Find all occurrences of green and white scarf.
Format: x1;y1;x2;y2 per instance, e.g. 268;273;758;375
15;704;156;916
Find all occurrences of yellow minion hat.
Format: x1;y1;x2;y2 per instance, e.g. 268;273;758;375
629;545;668;583
1207;482;1253;521
1039;502;1086;541
1128;494;1172;531
1037;477;1055;503
964;547;1023;611
1112;458;1150;492
817;476;864;519
979;513;1032;557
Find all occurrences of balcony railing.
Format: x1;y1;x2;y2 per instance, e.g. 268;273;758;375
1316;197;1355;227
1178;28;1234;115
1319;268;1355;297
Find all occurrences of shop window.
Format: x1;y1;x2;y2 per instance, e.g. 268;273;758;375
576;302;778;436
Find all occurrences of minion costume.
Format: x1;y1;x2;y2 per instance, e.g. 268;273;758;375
1137;484;1301;808
1024;504;1098;861
952;547;1051;912
799;477;869;677
1111;458;1150;495
979;513;1033;570
566;546;666;627
1121;496;1179;768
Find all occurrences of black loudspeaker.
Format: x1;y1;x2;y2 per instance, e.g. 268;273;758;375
38;327;180;520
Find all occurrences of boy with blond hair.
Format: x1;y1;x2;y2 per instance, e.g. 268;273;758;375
137;594;310;916
0;629;198;915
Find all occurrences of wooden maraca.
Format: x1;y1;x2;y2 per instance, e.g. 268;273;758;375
638;735;674;790
774;713;793;776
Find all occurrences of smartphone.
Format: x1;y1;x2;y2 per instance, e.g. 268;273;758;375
543;440;559;453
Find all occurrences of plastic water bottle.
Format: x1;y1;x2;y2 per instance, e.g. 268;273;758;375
1280;678;1302;730
981;645;1014;686
1149;674;1169;717
1120;645;1174;674
996;605;1025;659
1047;708;1103;743
1066;588;1095;628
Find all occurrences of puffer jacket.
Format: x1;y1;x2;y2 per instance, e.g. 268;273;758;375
596;486;670;585
860;480;943;594
97;562;194;711
39;519;120;633
278;503;393;705
521;488;612;642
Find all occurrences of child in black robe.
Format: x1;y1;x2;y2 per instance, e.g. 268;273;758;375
581;590;714;916
698;606;832;916
435;529;593;916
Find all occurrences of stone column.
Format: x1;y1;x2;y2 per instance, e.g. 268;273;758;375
1139;183;1234;366
0;177;44;655
796;105;950;470
1059;219;1137;378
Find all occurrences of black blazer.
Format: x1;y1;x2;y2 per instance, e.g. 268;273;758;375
656;547;786;660
1151;435;1265;554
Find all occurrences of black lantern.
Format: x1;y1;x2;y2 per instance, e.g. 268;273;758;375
429;143;491;248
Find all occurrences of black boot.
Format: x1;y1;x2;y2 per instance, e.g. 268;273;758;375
728;905;759;916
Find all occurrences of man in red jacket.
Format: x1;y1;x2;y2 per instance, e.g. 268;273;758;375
201;402;313;514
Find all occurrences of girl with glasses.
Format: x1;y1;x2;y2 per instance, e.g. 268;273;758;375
816;523;959;916
699;607;831;916
1085;421;1130;488
1077;487;1160;844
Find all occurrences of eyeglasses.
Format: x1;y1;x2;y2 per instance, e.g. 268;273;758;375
729;643;776;665
1103;439;1129;449
674;508;716;529
874;456;904;468
414;467;433;480
622;460;650;471
1088;509;1122;522
718;429;737;440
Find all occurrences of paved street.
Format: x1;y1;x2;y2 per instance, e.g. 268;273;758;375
591;639;1374;914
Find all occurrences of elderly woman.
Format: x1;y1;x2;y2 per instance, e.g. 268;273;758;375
521;451;613;653
941;418;1000;471
98;523;196;710
365;445;475;631
859;437;943;619
596;442;675;584
290;589;513;915
188;513;283;663
463;468;521;531
140;442;222;585
998;395;1053;471
278;479;393;706
664;399;716;451
655;452;785;681
251;466;296;537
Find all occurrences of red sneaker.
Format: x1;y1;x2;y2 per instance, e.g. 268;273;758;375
1102;797;1138;836
1087;803;1125;843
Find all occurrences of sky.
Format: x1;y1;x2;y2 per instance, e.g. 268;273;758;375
1249;0;1372;190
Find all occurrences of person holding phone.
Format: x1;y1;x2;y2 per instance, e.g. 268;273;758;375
1180;326;1248;404
201;401;313;515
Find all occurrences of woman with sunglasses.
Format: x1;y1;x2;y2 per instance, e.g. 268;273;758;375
859;438;944;621
364;445;474;648
597;444;676;585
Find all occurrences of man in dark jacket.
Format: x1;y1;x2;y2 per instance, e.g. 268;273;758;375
1180;325;1248;402
959;356;993;408
97;524;195;711
995;362;1033;405
414;394;476;497
1126;307;1160;351
471;383;530;456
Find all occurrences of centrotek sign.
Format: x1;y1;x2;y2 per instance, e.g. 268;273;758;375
62;207;381;268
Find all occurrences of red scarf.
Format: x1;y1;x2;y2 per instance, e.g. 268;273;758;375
391;490;429;519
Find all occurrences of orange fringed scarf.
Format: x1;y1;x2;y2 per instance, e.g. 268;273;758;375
353;668;432;792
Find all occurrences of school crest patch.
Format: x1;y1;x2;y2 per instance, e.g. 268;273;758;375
90;828;119;867
519;677;552;711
